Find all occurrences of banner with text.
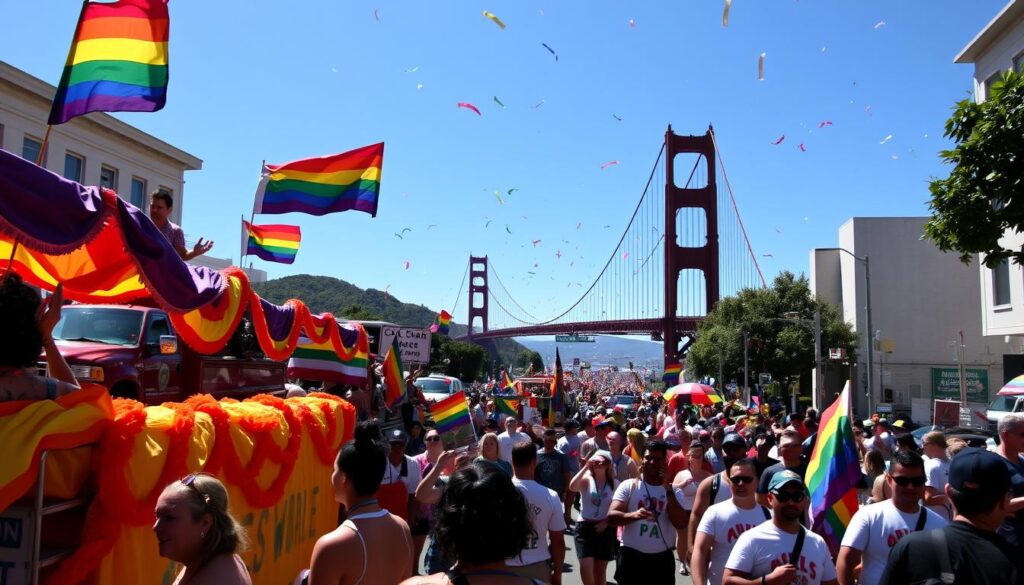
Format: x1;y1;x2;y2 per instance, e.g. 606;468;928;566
380;326;432;364
931;367;989;402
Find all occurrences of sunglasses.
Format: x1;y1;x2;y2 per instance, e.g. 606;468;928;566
425;436;442;442
729;475;756;485
772;491;806;503
180;474;211;505
889;475;927;487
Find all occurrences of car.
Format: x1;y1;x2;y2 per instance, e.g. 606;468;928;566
911;425;996;450
414;374;464;403
610;394;638;417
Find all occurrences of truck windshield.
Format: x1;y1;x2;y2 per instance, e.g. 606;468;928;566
416;378;451;393
52;307;144;346
989;395;1022;412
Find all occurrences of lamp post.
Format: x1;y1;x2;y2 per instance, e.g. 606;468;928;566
777;308;823;410
818;248;873;415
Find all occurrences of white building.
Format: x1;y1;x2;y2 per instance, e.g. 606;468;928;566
954;2;1024;338
188;254;268;284
810;218;1011;422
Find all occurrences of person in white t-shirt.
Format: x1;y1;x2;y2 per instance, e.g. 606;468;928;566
498;417;532;463
723;470;838;585
568;450;617;585
836;450;947;585
693;458;773;585
607;439;686;585
688;433;748;564
508;440;567;585
920;431;951;521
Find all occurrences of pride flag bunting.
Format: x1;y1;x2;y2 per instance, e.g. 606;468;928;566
383;336;404;409
429;391;472;433
430;309;452;335
253;143;384;217
806;381;861;554
286;330;369;385
49;0;170;125
243;220;300;264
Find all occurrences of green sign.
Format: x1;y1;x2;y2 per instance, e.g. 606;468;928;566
930;368;988;402
555;335;596;342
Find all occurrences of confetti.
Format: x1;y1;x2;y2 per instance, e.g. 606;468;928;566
880;134;893;145
507;188;518;195
528;271;536;275
629;19;636;28
505;225;512;234
891;155;899;160
405;66;419;73
330;67;338;74
818;121;833;128
374;8;380;22
758;52;765;81
874;20;885;29
600;160;619;169
612;114;623;122
404;261;410;270
541;43;558;61
384;284;391;297
494;191;504;204
762;253;774;258
401;228;411;234
532;239;542;247
775;228;782;234
493;96;506;108
771;135;785;145
416;84;424;90
532;100;546;109
576;222;582;230
483;10;506;29
864;105;872;116
798;143;807;152
723;0;731;27
622;252;629;260
393;232;404;239
485;219;493;227
427;224;437;230
556;250;562;258
457;102;482;116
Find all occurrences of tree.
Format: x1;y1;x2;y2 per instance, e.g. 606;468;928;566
428;333;486;382
686;272;857;394
924;70;1024;267
513;349;544;373
339;304;382;321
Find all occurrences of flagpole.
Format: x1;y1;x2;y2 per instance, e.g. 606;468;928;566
241;160;265;269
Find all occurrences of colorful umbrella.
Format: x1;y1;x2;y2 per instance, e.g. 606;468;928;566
663;383;722;405
999;374;1024;395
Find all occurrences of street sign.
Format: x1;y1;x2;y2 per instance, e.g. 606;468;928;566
876;403;893;414
555;334;596;342
829;348;846;360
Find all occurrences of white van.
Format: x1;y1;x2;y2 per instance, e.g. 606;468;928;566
985;391;1024;431
414;373;464;404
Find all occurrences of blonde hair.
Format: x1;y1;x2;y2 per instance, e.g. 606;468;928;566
478;433;500;459
171;474;249;569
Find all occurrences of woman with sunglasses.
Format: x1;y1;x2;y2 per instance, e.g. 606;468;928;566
153;473;251;585
569;450;618;585
691;459;770;585
672;443;712;576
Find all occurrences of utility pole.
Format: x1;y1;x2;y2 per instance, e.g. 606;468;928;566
743;331;750;403
864;255;874;415
958;330;967;406
813;307;823;409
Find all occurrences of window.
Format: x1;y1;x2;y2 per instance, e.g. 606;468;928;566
146;316;171;345
22;135;43;164
64;152;84;182
130;177;147;208
993;259;1011;306
99;165;118;190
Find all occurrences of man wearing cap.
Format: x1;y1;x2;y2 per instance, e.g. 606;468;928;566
879;448;1022;585
580;416;613;464
376;428;423;523
723;470;838;585
996;413;1024;548
498;416;531;463
688;433;750;562
837;450;947;585
756;430;806;508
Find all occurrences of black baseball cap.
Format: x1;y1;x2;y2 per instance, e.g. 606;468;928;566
388;429;407;444
949;448;1011;494
722;433;746;449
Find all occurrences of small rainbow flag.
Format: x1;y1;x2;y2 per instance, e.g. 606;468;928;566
430;391;472;433
243;220;300;264
254;143;384;217
383;336;404;409
663;362;682;384
495;396;519;417
807;381;861;554
49;0;170;125
430;309;452;335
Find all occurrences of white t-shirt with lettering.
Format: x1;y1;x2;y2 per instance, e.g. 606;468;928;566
612;479;675;554
508;478;567;566
697;500;772;585
839;500;948;585
725;522;837;585
924;457;951;520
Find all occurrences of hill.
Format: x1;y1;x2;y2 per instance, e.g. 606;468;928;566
515;335;663;371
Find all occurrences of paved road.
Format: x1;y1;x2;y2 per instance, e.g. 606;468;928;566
557;521;695;585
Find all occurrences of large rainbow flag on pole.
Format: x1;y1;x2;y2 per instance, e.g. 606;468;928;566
49;0;170;125
806;381;861;554
242;220;301;264
549;348;564;426
382;336;404;409
253;143;384;217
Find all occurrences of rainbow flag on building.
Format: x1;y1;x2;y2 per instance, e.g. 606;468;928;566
430;310;452;335
430;391;472;433
286;325;369;385
495;396;519;417
662;362;682;384
49;0;170;125
242;220;300;264
382;336;404;409
253;143;384;217
806;381;861;554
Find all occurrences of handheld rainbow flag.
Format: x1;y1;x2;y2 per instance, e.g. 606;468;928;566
549;348;564;426
242;220;300;264
253;143;384;217
662;362;682;384
382;336;404;409
49;0;170;125
429;391;472;433
806;381;861;554
430;310;452;335
495;396;519;417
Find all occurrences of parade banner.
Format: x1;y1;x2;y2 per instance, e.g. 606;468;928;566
379;325;432;364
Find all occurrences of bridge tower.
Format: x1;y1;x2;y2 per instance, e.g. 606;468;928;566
467;255;489;338
663;126;719;367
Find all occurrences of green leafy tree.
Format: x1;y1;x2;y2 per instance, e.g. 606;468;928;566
924;70;1024;267
339;304;382;321
687;272;857;394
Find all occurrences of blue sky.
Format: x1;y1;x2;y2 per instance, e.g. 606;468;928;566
0;1;1006;327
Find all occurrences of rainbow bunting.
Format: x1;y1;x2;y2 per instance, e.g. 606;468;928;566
495;396;519;417
430;309;452;335
549;348;564;426
806;381;861;554
242;220;300;264
383;336;404;409
430;391;472;433
253;143;384;217
662;362;682;384
286;330;369;385
49;0;170;125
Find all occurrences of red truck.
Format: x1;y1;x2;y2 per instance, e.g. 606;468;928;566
44;304;285;404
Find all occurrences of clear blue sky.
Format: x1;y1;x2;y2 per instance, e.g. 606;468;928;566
0;1;1005;325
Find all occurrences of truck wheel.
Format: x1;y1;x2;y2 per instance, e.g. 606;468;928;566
111;382;138;400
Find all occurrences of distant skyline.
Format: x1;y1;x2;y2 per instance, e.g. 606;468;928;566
0;1;1006;326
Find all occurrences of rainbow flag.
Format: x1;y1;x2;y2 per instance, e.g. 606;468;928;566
287;330;369;385
806;381;861;554
383;336;404;409
430;391;472;433
243;220;300;264
549;348;564;426
495;396;519;417
253;143;384;217
663;362;682;384
429;309;452;335
49;0;170;125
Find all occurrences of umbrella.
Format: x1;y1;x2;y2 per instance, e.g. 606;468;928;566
663;383;722;405
999;374;1024;395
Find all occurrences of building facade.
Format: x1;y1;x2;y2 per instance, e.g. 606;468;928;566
811;218;1011;423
